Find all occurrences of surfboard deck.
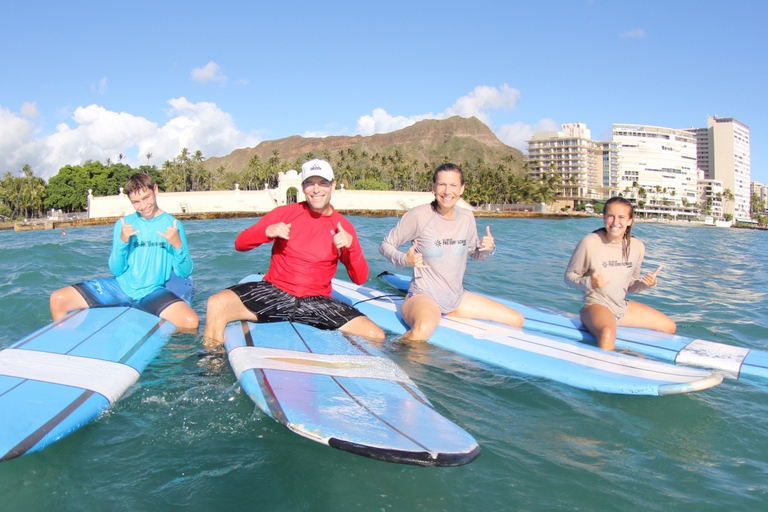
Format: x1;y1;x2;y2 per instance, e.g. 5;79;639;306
332;277;722;396
378;272;768;381
223;275;480;467
0;276;193;462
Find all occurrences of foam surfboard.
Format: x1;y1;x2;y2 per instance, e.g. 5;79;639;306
378;272;768;381
223;275;480;467
331;277;722;396
0;275;193;462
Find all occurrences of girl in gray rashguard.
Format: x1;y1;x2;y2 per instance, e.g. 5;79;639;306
564;196;676;351
379;163;523;341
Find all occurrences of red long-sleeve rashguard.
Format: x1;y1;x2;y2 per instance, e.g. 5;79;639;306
234;202;369;297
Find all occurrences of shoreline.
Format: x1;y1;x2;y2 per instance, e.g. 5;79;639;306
1;210;580;232
3;210;765;232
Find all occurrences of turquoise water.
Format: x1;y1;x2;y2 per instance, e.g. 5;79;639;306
1;217;767;512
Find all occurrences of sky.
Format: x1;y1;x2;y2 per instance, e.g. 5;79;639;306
2;0;767;182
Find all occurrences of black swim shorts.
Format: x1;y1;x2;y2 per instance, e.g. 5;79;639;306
228;280;365;330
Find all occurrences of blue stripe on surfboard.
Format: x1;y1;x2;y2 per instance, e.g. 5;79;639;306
378;271;768;380
333;277;722;396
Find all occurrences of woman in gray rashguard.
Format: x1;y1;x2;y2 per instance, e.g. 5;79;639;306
564;196;676;351
379;163;524;341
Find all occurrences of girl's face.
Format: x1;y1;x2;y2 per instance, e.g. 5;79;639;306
603;202;633;242
432;170;465;213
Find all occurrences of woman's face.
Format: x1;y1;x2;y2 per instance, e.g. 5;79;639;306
432;170;466;212
603;202;633;242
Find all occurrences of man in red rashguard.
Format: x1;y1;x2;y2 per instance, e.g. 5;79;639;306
203;159;385;347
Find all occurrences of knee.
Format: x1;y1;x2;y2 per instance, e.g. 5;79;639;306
664;319;677;335
205;291;228;316
509;310;525;329
368;325;386;342
49;287;66;307
179;311;200;330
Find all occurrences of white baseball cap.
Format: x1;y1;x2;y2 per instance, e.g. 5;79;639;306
301;159;334;183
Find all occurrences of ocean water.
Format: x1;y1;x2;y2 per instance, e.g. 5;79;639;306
1;216;767;512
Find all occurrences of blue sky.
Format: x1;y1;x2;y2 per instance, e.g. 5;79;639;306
2;0;766;182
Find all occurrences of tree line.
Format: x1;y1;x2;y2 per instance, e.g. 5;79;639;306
1;148;564;220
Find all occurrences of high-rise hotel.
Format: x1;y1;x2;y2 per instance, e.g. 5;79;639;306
525;116;750;219
686;116;751;220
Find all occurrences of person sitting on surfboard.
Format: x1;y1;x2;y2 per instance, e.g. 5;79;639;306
564;195;676;351
203;159;385;346
49;173;199;331
378;163;524;341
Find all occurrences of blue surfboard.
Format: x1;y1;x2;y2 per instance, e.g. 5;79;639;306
332;276;722;396
378;272;768;381
223;275;480;467
0;275;193;462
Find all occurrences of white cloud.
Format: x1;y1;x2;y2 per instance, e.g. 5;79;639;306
21;102;39;119
356;84;551;150
443;84;521;124
91;77;108;95
191;61;228;85
0;107;37;167
621;28;646;39
496;118;559;150
357;84;521;136
0;99;259;179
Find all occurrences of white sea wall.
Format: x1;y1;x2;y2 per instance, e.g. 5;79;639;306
86;187;459;219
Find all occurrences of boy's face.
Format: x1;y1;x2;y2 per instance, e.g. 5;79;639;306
128;185;160;219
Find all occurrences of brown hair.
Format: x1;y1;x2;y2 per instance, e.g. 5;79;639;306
600;196;634;260
430;163;464;211
124;173;156;196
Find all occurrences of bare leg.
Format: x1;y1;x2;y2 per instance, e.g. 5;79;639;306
339;316;385;342
50;286;88;321
580;304;618;351
160;301;200;333
399;293;442;341
446;291;524;328
203;289;258;347
619;301;676;334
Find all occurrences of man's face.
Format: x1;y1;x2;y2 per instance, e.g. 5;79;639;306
129;185;160;219
302;177;333;213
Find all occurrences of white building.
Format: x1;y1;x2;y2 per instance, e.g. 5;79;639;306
698;176;724;219
688;116;751;220
751;181;767;213
612;124;699;219
526;123;615;208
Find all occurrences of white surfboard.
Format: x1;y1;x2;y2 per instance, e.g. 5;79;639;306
223;275;480;466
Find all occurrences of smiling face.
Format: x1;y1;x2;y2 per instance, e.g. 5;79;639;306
602;201;633;242
302;176;334;214
128;185;160;219
432;170;466;214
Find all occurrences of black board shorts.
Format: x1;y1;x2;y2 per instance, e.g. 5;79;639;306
229;280;365;330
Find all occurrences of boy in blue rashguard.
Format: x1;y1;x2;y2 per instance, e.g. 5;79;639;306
49;173;199;332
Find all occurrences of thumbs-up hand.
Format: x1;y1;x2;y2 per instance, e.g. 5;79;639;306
478;225;496;252
333;222;353;250
266;222;292;240
590;272;609;289
642;266;663;287
120;217;139;243
157;219;182;249
406;240;430;268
